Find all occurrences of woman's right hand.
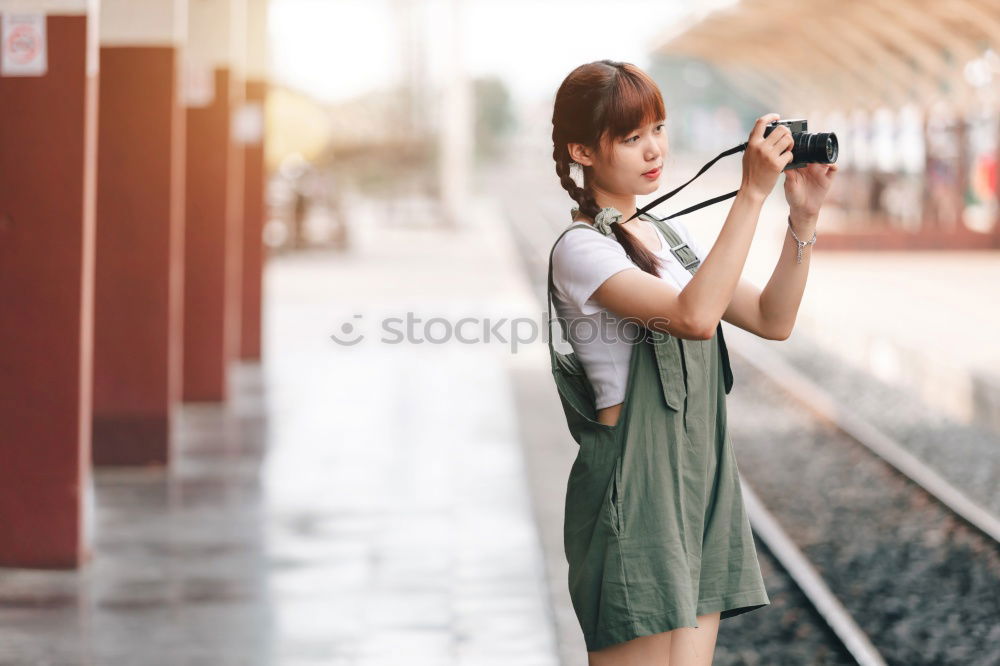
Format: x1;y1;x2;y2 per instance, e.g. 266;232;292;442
741;112;795;200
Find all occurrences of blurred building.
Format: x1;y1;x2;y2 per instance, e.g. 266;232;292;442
650;0;1000;249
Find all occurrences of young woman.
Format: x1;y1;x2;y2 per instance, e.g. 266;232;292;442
548;60;838;665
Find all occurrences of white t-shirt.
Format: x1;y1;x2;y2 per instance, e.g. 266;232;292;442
551;217;706;409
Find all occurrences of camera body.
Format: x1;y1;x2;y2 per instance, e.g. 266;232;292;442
762;118;839;171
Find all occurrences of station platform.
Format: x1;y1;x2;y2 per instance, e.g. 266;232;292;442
0;194;561;665
685;158;1000;432
1;170;994;663
755;245;1000;430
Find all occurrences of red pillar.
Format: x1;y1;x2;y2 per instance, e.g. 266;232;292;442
183;67;244;401
240;80;267;360
0;12;98;568
92;45;185;465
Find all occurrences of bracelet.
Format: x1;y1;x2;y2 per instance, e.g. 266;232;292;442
788;214;816;264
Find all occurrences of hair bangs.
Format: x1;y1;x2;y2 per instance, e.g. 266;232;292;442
601;66;665;147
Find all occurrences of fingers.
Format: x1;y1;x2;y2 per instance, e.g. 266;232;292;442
764;149;793;173
763;129;794;171
765;124;793;151
751;112;781;141
777;149;794;170
779;134;794;155
811;162;839;178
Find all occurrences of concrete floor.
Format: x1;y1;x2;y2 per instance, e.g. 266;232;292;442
0;195;560;665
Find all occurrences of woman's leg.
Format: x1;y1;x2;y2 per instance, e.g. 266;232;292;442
587;630;673;666
668;612;721;666
584;612;721;666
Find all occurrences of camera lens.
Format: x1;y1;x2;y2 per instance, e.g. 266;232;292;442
797;131;838;164
822;133;838;163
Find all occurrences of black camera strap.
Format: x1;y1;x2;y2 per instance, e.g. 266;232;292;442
625;141;749;223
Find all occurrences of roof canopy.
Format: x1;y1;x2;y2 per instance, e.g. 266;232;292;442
651;0;1000;113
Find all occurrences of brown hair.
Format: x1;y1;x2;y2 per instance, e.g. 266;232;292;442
551;59;666;276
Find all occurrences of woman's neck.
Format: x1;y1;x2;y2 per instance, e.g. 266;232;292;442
591;186;637;220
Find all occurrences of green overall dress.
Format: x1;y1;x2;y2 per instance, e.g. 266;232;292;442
548;213;770;652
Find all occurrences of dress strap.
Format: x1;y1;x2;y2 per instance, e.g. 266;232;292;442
547;221;603;369
642;214;701;273
643;214;735;395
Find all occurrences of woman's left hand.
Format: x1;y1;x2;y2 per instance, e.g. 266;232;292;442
783;162;839;217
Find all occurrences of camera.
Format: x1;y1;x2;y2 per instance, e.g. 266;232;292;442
762;118;838;170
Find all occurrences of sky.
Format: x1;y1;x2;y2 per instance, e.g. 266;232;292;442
267;0;739;108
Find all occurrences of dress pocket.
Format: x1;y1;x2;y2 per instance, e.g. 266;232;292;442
650;330;686;412
565;430;620;538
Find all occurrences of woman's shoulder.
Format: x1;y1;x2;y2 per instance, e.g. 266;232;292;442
552;222;624;260
552;221;634;295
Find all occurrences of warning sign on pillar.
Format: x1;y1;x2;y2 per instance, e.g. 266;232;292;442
1;14;47;77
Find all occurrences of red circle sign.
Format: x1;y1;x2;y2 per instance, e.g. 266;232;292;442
6;24;39;65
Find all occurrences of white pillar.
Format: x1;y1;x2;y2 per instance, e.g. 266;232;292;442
438;0;472;229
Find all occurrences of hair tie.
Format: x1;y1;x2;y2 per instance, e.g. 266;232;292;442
594;207;622;236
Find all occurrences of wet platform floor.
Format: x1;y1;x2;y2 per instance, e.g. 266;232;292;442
0;197;560;665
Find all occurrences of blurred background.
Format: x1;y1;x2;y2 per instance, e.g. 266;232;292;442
1;0;998;664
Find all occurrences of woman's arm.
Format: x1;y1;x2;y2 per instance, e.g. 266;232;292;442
589;112;793;341
590;187;768;340
720;160;839;340
720;211;817;341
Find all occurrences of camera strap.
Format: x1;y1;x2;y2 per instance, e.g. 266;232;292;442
624;141;749;223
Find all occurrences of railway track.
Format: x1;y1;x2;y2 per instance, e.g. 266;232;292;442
494;176;1000;665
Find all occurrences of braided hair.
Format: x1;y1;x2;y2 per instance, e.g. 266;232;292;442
551;59;666;276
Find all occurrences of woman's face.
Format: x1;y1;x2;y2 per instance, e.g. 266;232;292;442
585;118;668;196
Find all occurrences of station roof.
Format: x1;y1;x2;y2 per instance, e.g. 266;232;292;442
649;0;1000;113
